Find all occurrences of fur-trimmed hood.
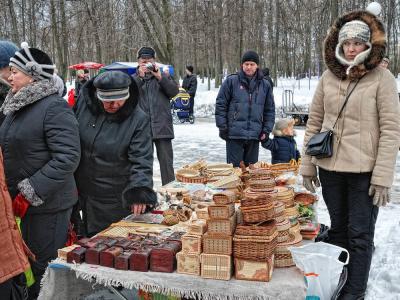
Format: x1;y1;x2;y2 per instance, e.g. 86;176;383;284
324;10;386;80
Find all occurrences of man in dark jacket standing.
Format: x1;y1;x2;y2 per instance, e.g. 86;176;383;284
215;50;275;167
0;40;18;126
132;47;179;185
182;65;197;117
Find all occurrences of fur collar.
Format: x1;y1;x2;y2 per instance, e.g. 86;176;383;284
324;11;386;80
1;80;58;115
80;76;139;123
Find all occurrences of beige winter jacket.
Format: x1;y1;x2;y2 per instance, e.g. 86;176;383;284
300;10;400;188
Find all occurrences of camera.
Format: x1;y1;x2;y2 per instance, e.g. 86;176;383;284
145;62;157;72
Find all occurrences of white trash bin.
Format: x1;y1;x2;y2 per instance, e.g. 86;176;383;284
289;242;349;300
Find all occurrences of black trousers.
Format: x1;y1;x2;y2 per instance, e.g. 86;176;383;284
154;138;175;186
319;168;378;296
226;139;259;167
21;208;72;299
189;97;194;115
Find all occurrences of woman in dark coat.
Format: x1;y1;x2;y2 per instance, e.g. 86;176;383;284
0;42;81;299
74;70;157;237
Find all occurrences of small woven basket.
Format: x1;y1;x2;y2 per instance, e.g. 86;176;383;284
248;177;276;191
235;219;277;236
233;233;278;261
276;218;291;232
284;204;299;219
277;229;290;243
202;233;232;255
241;189;277;207
274;233;302;268
207;213;237;235
213;190;236;205
176;169;207;184
294;192;317;206
241;203;275;224
208;203;235;219
200;253;232;280
177;252;200;276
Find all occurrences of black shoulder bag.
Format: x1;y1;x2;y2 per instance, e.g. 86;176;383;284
305;79;361;159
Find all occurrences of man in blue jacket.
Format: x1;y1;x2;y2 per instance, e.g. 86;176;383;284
215;50;275;167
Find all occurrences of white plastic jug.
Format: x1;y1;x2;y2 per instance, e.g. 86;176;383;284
289;242;349;300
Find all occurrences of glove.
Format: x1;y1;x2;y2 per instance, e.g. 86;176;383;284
302;176;320;193
259;132;268;142
219;129;228;140
13;193;30;218
368;184;390;207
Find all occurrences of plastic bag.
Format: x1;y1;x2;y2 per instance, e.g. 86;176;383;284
289;242;349;300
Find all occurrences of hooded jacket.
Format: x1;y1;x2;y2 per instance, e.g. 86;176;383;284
215;69;275;140
262;128;300;164
300;11;400;188
74;76;156;235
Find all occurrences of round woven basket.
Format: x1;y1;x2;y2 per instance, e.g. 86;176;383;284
289;221;300;236
249;177;276;191
241;188;277;207
176;169;207;184
248;168;273;178
274;233;303;268
273;201;285;214
284;204;299;219
276;218;290;231
277;229;290;243
294;192;317;206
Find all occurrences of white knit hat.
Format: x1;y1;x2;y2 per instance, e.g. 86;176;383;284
335;20;372;74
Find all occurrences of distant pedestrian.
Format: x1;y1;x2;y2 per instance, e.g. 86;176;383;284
182;65;197;117
262;67;274;92
215;50;275;167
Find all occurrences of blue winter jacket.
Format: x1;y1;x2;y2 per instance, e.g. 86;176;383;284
262;136;300;164
215;69;275;140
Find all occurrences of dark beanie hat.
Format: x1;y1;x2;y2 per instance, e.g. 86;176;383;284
9;42;55;80
186;65;194;73
241;50;259;65
0;40;18;69
137;46;156;59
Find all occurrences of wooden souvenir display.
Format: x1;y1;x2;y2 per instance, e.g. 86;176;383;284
85;244;108;265
67;247;86;264
150;241;181;273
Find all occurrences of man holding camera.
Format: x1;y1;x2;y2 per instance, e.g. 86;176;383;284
132;46;179;186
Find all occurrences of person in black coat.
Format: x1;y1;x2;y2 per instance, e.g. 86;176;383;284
74;71;157;236
262;118;300;164
132;46;179;186
0;42;81;299
182;65;197;116
262;67;274;92
215;50;275;167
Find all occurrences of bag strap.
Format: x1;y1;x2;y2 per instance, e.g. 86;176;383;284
332;78;362;129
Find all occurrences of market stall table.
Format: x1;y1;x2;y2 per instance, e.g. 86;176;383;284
38;259;306;300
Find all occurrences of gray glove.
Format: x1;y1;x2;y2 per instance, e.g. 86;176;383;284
302;176;320;193
368;184;390;207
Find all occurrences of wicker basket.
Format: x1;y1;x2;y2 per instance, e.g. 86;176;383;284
235;220;277;236
294;192;317;206
210;175;241;189
234;255;274;282
248;177;275;192
202;233;232;255
276;218;291;232
269;163;298;176
241;189;277;208
207;213;237;235
208;203;235;219
213;191;236;205
195;208;209;220
289;221;300;236
182;234;202;254
285;204;299;219
188;220;207;235
233;233;278;261
177;252;200;276
200;253;232;280
275;186;295;207
274;233;302;268
274;211;285;223
277;229;290;243
203;164;234;177
241;203;275;224
248;168;273;178
176;169;207;184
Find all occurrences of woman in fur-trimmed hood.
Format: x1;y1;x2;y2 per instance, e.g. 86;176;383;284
0;42;81;299
300;5;400;299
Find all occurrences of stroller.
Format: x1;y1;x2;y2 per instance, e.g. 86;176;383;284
171;88;194;124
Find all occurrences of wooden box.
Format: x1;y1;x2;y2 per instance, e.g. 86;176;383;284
207;213;236;235
130;247;152;272
208;203;235;219
202;233;232;255
115;251;132;270
234;255;274;282
100;246;123;268
85;244;108;265
67;247;86;264
200;253;232;280
176;252;200;276
58;244;80;260
181;234;202;254
150;241;181;273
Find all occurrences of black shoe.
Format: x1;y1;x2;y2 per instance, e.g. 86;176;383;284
337;292;365;300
